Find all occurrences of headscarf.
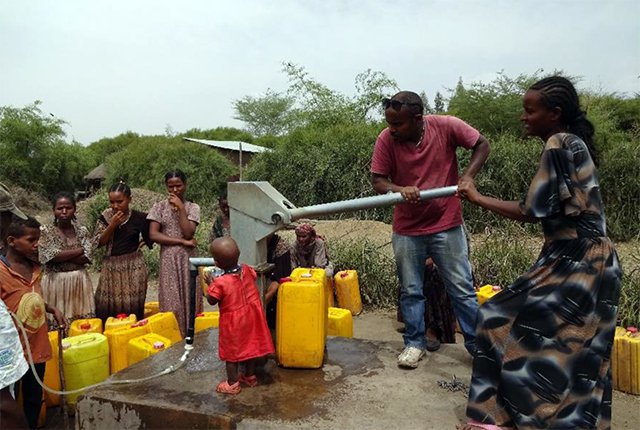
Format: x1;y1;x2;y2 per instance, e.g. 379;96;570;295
295;223;316;237
295;223;317;258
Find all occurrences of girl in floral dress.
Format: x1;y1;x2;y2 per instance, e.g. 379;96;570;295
147;170;201;336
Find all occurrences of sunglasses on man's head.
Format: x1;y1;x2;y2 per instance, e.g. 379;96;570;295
381;97;422;111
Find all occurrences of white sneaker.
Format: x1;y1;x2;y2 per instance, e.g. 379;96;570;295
397;346;426;368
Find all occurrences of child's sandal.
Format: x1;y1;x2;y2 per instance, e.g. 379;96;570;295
216;380;241;394
238;374;258;387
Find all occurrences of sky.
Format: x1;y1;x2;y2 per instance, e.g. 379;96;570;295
1;0;638;145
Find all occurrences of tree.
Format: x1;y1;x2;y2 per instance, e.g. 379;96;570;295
234;63;398;135
0;101;93;195
433;91;446;114
104;136;236;208
419;91;434;114
446;71;540;136
233;89;297;137
86;131;140;164
178;127;254;143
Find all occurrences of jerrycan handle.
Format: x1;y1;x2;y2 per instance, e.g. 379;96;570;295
132;319;149;328
73;334;99;347
340;271;349;278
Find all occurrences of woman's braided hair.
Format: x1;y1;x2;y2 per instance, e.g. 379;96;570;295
530;76;598;166
109;179;131;197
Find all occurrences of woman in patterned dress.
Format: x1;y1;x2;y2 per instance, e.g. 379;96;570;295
457;76;622;430
39;192;95;330
147;170;201;336
94;181;152;321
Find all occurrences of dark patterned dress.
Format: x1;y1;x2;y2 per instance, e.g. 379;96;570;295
94;209;152;321
466;133;622;430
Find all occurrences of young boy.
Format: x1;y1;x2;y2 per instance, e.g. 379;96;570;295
0;216;65;429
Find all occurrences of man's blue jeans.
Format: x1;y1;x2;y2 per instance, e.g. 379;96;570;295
392;226;478;354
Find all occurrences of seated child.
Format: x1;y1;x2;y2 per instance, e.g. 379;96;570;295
0;216;65;429
206;237;275;395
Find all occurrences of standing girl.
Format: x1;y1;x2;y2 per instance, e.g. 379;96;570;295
458;76;622;430
147;170;201;336
94;181;152;321
206;237;275;394
39;191;95;329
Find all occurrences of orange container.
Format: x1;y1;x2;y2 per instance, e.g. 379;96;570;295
105;313;137;331
104;323;151;373
334;270;362;316
127;333;172;366
69;318;103;337
195;311;220;333
43;331;60;407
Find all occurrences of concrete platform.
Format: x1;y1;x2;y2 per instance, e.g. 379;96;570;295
76;329;474;429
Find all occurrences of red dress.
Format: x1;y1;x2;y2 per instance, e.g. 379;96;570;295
207;265;275;362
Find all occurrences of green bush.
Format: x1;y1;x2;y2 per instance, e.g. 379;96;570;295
104;136;236;209
328;238;398;308
246;121;392;222
0;102;94;197
598;138;640;241
618;253;640;328
470;227;538;288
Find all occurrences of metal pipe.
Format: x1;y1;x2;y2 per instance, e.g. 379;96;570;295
186;257;217;346
186;267;198;346
287;185;458;221
189;257;216;268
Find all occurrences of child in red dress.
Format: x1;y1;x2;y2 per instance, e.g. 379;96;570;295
206;237;275;394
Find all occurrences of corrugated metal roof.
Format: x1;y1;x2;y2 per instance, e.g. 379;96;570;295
183;138;271;154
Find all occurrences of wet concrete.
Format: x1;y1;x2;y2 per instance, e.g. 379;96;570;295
76;329;474;429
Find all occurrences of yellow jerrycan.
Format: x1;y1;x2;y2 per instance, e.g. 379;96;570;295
144;301;160;318
291;267;334;309
327;307;353;338
104;322;151;374
334;270;362;316
476;284;502;305
195;311;220;333
105;313;137;331
276;277;326;368
614;327;640;394
127;333;172;366
43;331;61;407
69;318;103;337
61;333;109;405
145;312;182;344
611;326;627;391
